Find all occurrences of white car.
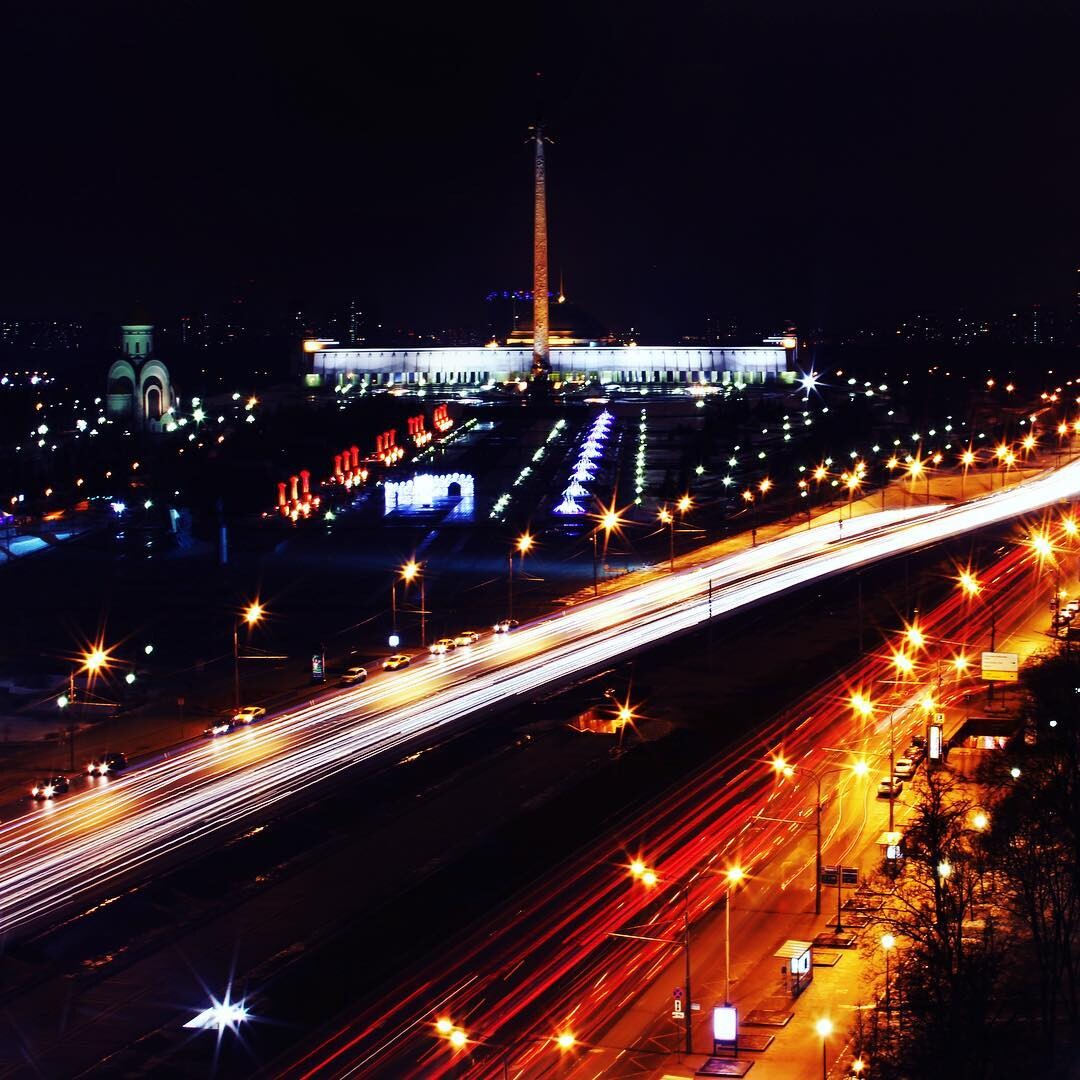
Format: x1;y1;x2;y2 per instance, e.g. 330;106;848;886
341;665;368;685
233;705;266;724
429;638;457;655
877;776;904;799
894;757;917;779
453;631;480;646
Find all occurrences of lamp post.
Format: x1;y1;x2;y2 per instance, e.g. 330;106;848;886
724;866;744;1006
508;532;533;620
401;560;425;646
591;508;620;596
59;645;111;769
628;861;743;1055
233;601;263;710
881;933;896;1020
659;507;674;571
815;1018;833;1080
960;448;975;501
773;755;869;916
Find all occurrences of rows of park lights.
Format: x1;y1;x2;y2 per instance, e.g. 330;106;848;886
2;387;262;508
490;417;567;520
633;407;647;502
555;411;613;516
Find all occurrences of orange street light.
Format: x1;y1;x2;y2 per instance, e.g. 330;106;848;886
401;559;420;582
82;647;109;674
905;624;926;649
813;464;828;482
555;1032;576;1051
892;651;915;675
959;570;980;596
758;477;772;494
1030;531;1054;561
242;601;264;625
516;531;534;555
677;494;692;514
972;810;989;831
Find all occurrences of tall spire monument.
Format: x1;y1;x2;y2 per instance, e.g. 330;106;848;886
531;126;550;378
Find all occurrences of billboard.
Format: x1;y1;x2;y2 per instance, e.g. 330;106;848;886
981;651;1019;682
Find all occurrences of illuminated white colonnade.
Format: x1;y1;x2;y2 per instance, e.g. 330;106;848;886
309;345;791;388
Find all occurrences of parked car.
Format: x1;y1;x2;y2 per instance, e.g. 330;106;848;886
31;775;69;799
204;719;234;737
341;665;368;685
233;705;266;724
453;631;480;646
877;776;904;799
894;757;917;779
493;619;520;634
429;638;457;655
87;751;128;776
383;654;412;671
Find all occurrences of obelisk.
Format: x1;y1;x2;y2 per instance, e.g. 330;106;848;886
531;128;549;378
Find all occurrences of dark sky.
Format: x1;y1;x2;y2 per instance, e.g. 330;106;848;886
3;1;1077;335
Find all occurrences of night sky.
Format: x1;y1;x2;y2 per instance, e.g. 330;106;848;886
3;2;1077;335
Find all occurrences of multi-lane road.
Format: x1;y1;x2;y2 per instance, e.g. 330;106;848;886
283;532;1036;1080
0;456;1077;949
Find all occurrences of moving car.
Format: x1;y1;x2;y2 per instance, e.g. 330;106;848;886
87;751;128;776
233;705;266;724
492;619;520;634
454;631;480;646
204;719;234;737
894;757;917;779
383;654;412;671
31;775;69;800
877;776;904;799
429;638;457;655
341;665;368;685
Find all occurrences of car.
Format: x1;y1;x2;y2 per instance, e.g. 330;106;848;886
492;619;520;634
383;654;412;671
204;719;234;737
909;734;926;750
877;776;904;799
31;775;69;800
454;631;480;646
429;638;457;655
894;757;917;779
341;665;368;685
87;751;128;776
233;705;266;724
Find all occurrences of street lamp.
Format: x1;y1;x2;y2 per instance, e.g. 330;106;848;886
630;861;695;1054
233;601;264;710
724;866;744;1006
960;448;975;500
508;532;533;620
816;1018;833;1080
881;933;896;1019
591;504;622;596
400;559;426;646
773;755;870;917
658;507;675;571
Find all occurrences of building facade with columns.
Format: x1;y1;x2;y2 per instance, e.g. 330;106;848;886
305;343;793;389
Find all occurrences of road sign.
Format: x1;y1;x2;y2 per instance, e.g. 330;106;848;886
822;865;858;885
673;1004;685;1020
981;651;1019;682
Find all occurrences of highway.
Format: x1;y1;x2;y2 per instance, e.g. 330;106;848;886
0;456;1076;950
283;530;1038;1080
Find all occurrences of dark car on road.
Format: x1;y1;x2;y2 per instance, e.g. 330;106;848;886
87;751;128;776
